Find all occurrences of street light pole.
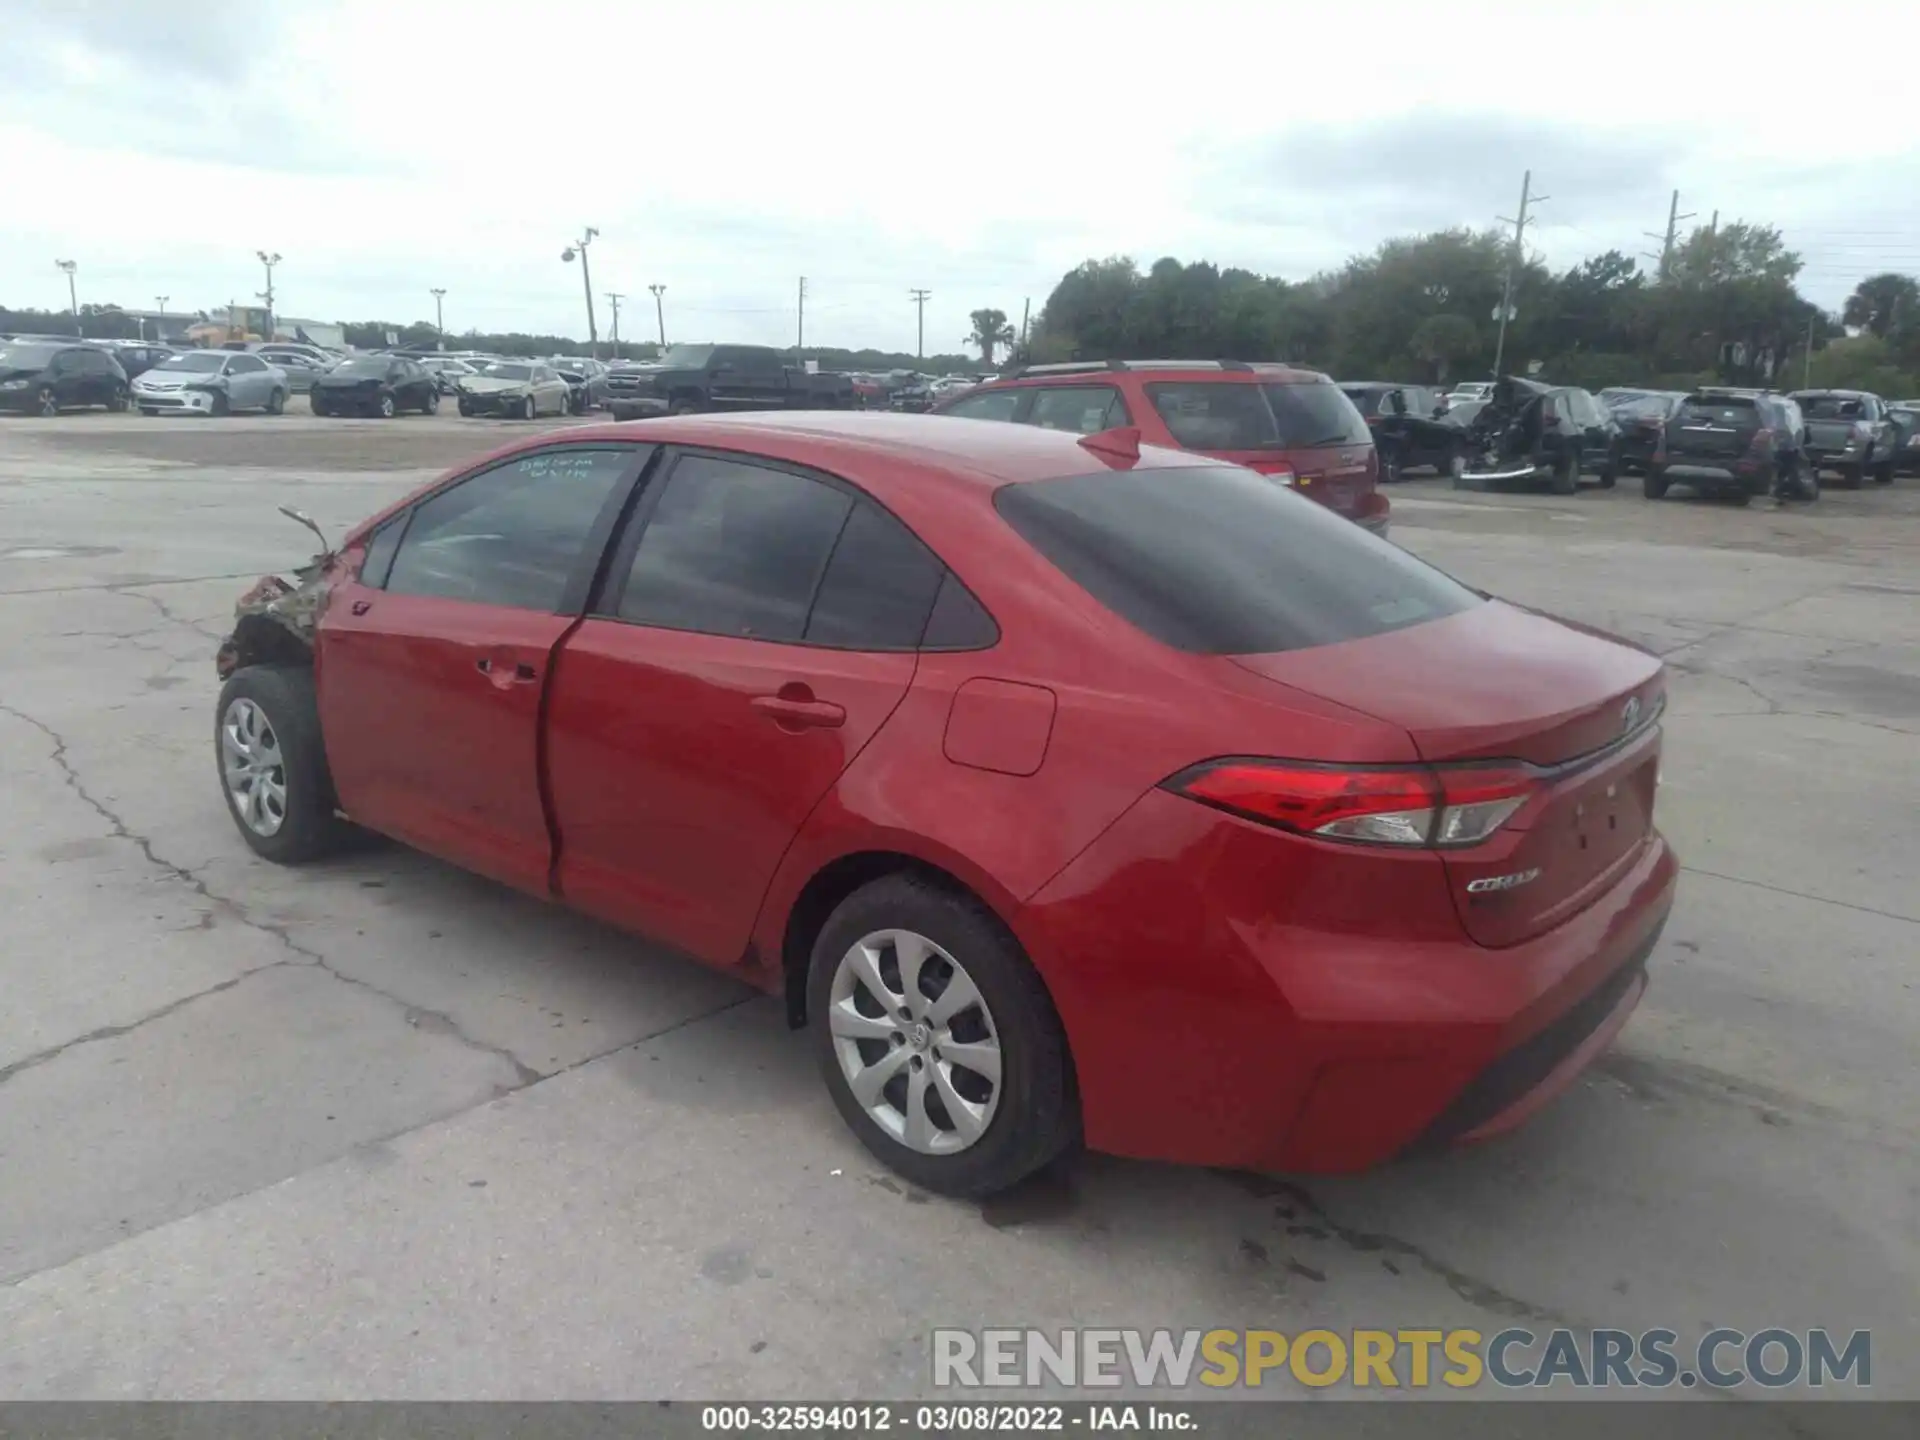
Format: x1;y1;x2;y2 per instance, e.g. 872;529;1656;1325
430;288;447;349
155;296;169;342
56;260;79;335
256;250;282;339
606;292;624;360
560;229;600;359
649;283;667;347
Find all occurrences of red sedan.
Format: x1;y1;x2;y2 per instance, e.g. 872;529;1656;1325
213;412;1676;1197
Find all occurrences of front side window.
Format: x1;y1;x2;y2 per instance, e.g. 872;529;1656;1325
615;455;852;642
940;388;1023;422
1026;385;1129;434
383;447;638;611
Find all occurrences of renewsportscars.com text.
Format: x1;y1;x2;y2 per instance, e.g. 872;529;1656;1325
931;1327;1872;1391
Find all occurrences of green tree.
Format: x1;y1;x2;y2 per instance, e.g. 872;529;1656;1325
1407;314;1480;383
1841;273;1920;340
966;308;1016;366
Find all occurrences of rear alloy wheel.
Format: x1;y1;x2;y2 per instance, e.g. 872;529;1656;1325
1643;468;1669;499
35;386;58;418
377;393;396;419
266;388;286;416
1381;447;1404;484
520;395;536;421
809;875;1076;1198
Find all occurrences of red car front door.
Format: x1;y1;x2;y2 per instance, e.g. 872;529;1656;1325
317;444;646;895
544;451;945;967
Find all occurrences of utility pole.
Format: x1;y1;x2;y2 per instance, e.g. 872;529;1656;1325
56;260;79;334
1491;171;1546;379
606;292;623;359
155;296;169;342
1642;190;1696;281
649;284;667;346
1803;311;1815;389
909;288;932;360
430;288;447;349
561;228;600;358
256;250;281;337
797;277;807;355
1019;297;1030;355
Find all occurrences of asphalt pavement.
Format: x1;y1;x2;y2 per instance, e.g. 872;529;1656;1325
0;410;1914;1404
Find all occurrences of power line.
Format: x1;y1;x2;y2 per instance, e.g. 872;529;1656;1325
909;288;931;360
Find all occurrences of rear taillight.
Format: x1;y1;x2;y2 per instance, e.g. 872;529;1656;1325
1167;760;1537;848
1748;426;1774;455
1246;459;1296;485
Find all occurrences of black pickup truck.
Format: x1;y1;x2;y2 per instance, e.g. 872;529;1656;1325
605;343;853;420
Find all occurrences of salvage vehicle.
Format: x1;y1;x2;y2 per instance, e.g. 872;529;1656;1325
604;343;853;420
1644;389;1809;503
1456;376;1607;494
455;360;572;419
1606;390;1688;476
419;356;481;395
934;359;1387;535
1339;381;1460;481
211;412;1673;1196
1786;389;1898;486
1444;380;1493;407
104;341;180;382
550;356;608;414
134;349;288;416
0;340;130;416
311;355;440;418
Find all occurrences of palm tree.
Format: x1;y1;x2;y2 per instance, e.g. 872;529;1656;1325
967;308;1017;367
1841;273;1920;339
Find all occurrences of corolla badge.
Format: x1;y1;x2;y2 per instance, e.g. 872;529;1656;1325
1466;868;1542;895
1621;696;1642;733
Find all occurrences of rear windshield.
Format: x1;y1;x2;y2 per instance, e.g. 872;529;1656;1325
1616;393;1680;420
1679;395;1759;423
994;465;1481;655
1795;394;1864;420
334;357;389;376
1144;380;1369;450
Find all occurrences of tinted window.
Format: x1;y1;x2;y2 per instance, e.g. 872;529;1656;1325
805;501;946;649
359;516;406;589
920;572;999;650
0;344;61;367
385;448;633;610
941;388;1023;422
616;455;851;642
333;357;387;376
1147;382;1280;449
1795;394;1863;420
1679;395;1760;424
729;348;783;375
994;464;1481;655
1262;382;1372;447
1026;385;1128;434
1339;387;1384;416
229;354;266;373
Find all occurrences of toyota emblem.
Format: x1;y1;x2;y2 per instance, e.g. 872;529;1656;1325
1621;696;1642;733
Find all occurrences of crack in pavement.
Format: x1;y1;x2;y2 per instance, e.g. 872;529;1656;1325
1215;1171;1577;1327
0;699;545;1090
1677;863;1918;925
106;585;227;641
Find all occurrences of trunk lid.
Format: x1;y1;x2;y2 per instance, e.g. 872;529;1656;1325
1668;395;1761;459
1230;601;1665;946
1803;419;1859;451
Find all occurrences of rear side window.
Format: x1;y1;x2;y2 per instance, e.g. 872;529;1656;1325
805;500;946;649
1146;382;1280;449
616;455;851;642
995;465;1481;655
1264;383;1372;447
1027;385;1129;434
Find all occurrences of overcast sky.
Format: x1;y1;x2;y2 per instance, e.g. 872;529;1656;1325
5;0;1917;353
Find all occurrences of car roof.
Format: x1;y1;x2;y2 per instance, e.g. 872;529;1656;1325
985;359;1333;387
1789;388;1867;398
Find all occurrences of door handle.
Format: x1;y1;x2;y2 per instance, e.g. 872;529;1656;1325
751;694;846;729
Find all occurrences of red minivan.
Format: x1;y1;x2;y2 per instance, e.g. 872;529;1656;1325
932;359;1389;534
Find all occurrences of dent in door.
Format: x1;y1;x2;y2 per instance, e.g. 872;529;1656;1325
943;678;1057;777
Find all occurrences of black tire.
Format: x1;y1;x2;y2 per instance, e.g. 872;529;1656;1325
266;388;286;416
214;665;352;864
668;396;702;416
423;389;440;415
519;395;536;421
1381;447;1404;485
106;385;129;413
34;386;58;417
457;400;473;417
1598;454;1618;488
311;397;329;417
377;392;397;419
211;391;230;418
1873;459;1894;484
807;874;1077;1198
1644;468;1669;499
1550;449;1579;495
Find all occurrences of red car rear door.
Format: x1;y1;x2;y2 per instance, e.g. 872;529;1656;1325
317;444;650;895
545;450;946;967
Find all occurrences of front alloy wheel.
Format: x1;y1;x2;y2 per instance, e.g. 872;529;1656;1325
377;393;396;419
35;386;58;417
221;696;287;838
828;929;1003;1156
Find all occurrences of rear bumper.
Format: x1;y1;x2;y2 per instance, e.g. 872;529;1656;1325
1023;787;1678;1174
1462;463;1547;484
1660;462;1766;492
607;395;667;420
